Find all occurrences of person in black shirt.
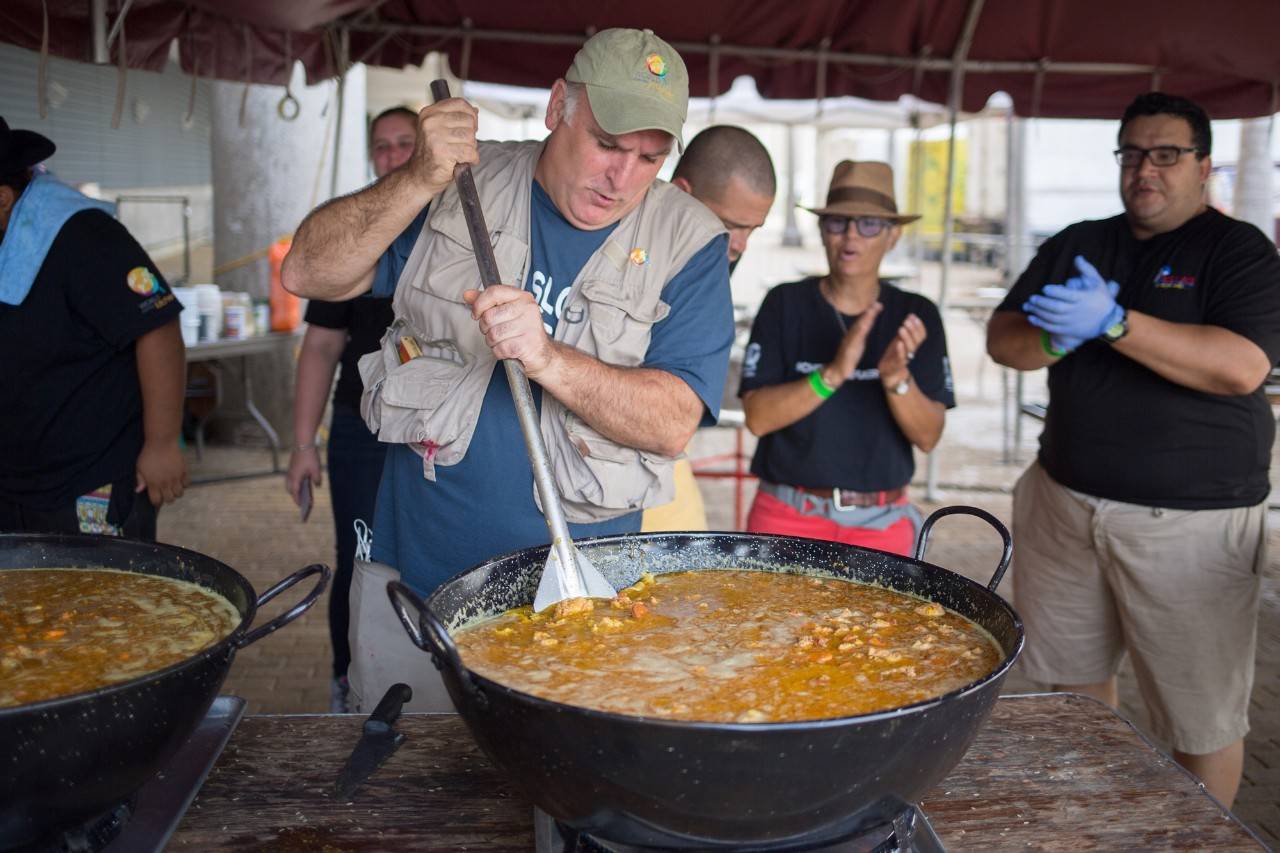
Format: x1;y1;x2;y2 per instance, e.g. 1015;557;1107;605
284;106;415;712
988;92;1280;808
0;118;187;539
739;161;954;555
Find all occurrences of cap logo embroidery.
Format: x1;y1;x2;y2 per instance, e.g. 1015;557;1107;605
127;266;162;296
629;248;649;266
645;54;667;78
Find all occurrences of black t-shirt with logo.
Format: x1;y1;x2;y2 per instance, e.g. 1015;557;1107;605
0;209;182;510
303;294;395;412
998;209;1280;509
738;278;955;491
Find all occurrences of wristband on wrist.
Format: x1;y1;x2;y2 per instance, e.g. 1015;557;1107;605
808;370;836;400
295;442;317;452
1039;330;1067;358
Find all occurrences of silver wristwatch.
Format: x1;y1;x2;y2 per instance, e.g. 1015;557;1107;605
890;375;911;396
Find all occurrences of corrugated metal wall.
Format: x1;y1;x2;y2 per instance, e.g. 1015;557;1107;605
0;43;212;188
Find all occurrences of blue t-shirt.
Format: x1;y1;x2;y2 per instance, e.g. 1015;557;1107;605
369;182;731;595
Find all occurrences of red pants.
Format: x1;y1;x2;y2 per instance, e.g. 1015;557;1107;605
745;490;916;556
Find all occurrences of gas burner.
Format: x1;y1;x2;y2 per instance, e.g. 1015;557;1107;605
533;805;946;853
13;697;245;853
13;799;134;853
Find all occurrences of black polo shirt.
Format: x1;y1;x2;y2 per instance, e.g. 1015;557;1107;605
739;278;955;491
999;209;1280;508
0;209;182;510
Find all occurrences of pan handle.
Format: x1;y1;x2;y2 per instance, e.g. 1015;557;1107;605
236;563;331;648
386;581;485;705
913;506;1012;592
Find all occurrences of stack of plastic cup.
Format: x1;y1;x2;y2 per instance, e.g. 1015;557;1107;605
170;286;200;346
193;284;222;342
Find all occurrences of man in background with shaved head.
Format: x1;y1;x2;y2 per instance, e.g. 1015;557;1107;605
644;125;775;531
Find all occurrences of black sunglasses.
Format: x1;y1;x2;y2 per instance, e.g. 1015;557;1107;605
820;215;892;238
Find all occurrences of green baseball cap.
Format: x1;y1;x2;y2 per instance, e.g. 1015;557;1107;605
565;28;688;151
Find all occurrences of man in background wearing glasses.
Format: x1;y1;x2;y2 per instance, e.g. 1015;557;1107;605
987;91;1280;808
738;160;953;556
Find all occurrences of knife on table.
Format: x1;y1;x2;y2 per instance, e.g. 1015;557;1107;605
333;682;413;801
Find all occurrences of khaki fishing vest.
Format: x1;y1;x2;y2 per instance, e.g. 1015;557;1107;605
358;139;725;523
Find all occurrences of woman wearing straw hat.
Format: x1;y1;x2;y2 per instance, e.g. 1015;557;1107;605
737;160;955;555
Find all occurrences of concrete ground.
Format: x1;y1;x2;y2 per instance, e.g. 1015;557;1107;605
159;254;1280;844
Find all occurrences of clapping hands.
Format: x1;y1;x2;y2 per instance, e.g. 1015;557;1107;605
1023;255;1123;351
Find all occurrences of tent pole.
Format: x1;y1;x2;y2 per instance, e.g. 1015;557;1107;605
925;0;984;503
782;123;803;247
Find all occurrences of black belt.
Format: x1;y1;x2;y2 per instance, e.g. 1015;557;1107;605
790;485;907;508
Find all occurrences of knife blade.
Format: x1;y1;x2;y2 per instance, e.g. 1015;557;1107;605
333;682;413;801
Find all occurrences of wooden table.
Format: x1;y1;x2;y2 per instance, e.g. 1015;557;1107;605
169;693;1263;851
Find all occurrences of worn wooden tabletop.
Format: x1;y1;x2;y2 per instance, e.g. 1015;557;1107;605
169;693;1262;851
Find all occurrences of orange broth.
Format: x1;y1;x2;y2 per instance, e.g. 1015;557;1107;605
0;568;240;708
453;569;1003;723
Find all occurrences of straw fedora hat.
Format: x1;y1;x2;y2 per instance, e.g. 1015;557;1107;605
804;160;920;224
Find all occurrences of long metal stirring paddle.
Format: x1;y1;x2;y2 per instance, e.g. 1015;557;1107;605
428;79;615;611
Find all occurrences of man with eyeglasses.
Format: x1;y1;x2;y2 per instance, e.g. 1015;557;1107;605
739;160;954;556
987;91;1280;808
643;125;776;532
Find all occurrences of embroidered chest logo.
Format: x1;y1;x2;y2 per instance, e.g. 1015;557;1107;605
1153;265;1196;290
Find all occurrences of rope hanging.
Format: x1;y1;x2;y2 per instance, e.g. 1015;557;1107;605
707;34;720;123
110;11;127;129
38;0;49;119
184;14;200;128
239;25;252;127
1030;57;1048;120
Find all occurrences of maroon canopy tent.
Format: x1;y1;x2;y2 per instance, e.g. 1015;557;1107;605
3;0;1279;119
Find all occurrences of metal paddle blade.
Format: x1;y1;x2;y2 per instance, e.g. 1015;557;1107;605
533;544;615;613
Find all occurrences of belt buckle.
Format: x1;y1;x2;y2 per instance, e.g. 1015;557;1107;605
831;487;856;511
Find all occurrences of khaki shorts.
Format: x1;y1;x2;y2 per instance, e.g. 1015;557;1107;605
347;559;455;714
1012;463;1265;754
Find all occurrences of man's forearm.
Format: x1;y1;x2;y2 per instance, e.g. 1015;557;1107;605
136;321;186;443
1115;311;1271;395
531;344;704;458
986;310;1061;370
282;170;431;302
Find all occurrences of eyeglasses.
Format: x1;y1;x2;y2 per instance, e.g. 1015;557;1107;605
820;216;892;238
1113;145;1201;168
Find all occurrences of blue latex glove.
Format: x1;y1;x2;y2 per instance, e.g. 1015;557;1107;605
1046;275;1087;354
1023;255;1124;341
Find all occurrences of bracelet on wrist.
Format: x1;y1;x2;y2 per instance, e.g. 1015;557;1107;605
295;442;318;452
1039;330;1067;358
808;370;836;400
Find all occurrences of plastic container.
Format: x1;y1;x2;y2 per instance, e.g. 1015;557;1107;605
170;286;200;347
253;301;270;336
222;292;251;340
268;238;300;332
193;284;222;342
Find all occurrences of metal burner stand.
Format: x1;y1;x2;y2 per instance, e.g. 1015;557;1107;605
533;803;946;853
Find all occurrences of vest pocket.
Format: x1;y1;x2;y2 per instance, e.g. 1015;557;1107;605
552;413;676;522
360;331;471;455
576;279;671;366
